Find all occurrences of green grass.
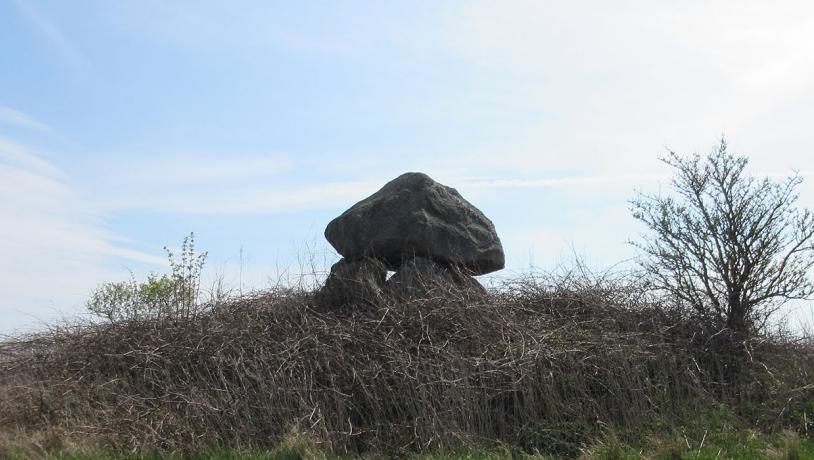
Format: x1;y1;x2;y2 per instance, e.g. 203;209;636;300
583;429;814;460
2;430;812;460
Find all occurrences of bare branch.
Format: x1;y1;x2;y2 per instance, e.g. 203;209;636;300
631;140;814;334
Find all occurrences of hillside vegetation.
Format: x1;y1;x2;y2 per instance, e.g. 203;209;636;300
1;267;813;458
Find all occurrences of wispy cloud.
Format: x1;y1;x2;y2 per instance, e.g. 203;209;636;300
93;175;384;215
0;137;63;179
75;151;383;215
11;0;85;70
455;174;668;189
453;170;814;190
0;140;163;264
0;106;50;132
0;135;165;333
107;153;295;186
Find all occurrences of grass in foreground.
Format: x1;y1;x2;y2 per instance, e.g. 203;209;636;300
2;429;813;459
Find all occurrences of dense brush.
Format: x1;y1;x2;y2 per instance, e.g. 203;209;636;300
1;271;812;457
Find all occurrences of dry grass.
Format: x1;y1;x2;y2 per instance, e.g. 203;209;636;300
1;269;813;457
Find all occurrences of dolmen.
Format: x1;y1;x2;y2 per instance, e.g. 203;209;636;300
317;172;504;308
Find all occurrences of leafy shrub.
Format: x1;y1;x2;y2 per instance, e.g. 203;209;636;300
86;232;207;321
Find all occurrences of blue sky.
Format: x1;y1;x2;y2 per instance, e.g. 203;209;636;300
3;0;814;333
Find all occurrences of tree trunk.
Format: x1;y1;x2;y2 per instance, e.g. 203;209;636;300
727;294;746;334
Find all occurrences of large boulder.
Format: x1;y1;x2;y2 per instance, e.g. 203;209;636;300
316;257;387;308
325;172;504;275
385;257;487;300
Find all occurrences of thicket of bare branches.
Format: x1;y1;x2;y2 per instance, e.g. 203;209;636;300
631;139;814;334
2;269;812;457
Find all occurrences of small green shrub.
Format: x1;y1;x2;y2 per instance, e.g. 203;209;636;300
86;232;207;321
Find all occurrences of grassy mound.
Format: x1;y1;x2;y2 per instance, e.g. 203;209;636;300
1;272;813;458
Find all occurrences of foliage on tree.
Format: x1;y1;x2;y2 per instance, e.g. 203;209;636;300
86;232;207;321
630;139;814;334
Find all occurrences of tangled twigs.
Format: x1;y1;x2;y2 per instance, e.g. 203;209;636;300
1;274;812;456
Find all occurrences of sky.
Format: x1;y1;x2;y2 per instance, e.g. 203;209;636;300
2;0;814;334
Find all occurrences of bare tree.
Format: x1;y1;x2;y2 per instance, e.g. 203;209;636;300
630;139;814;334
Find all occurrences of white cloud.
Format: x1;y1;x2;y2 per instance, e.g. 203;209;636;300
0;106;51;132
662;2;814;99
109;153;295;186
0;137;65;182
93;175;385;215
431;1;814;177
0;135;164;334
61;150;384;215
454;174;667;190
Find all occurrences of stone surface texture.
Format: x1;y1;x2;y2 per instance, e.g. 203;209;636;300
324;172;504;275
385;257;486;300
316;257;387;307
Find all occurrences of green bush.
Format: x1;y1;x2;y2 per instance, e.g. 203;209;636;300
86;233;207;321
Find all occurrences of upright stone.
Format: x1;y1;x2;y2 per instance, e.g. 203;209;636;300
316;257;387;308
385;257;487;300
324;172;504;275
